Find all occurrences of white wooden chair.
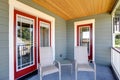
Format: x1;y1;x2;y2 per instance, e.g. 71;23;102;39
74;46;96;80
39;47;61;80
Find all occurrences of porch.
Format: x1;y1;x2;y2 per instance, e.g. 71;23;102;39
21;65;116;80
1;0;120;80
15;46;120;80
16;46;120;80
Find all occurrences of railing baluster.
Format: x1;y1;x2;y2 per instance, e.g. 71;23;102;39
111;48;120;80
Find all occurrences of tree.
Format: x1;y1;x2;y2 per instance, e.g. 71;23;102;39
115;34;120;39
115;34;120;47
18;27;30;40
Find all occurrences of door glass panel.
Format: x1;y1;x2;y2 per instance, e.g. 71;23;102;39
40;21;50;47
17;16;34;70
80;26;90;55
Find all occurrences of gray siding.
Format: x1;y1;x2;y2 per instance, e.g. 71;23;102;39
67;13;112;65
18;0;67;60
0;0;9;80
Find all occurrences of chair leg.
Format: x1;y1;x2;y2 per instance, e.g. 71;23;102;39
94;65;96;80
39;71;42;80
59;70;61;80
75;63;77;80
94;71;96;80
75;69;77;80
39;70;42;80
40;76;42;80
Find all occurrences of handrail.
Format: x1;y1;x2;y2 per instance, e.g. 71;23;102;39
112;47;120;54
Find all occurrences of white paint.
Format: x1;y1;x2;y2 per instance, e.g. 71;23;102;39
74;19;95;61
9;0;55;80
111;48;120;80
17;15;34;24
9;0;15;80
112;14;114;47
40;21;50;28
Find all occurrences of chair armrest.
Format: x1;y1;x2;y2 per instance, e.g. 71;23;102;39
54;60;61;69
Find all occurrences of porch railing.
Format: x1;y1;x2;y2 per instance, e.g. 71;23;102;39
111;47;120;80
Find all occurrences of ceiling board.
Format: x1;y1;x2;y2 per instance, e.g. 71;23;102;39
33;0;116;20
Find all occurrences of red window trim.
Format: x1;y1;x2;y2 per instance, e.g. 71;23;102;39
14;10;37;79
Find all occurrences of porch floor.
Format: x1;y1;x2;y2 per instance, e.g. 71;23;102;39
27;64;116;80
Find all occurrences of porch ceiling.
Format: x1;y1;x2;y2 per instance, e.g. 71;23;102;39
33;0;116;20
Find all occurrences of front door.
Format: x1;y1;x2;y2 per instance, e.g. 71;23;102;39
77;23;93;60
14;10;37;79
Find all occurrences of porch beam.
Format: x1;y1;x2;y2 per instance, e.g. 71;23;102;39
111;0;120;15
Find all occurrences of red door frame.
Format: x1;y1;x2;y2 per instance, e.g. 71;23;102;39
38;18;51;63
77;23;93;60
14;10;37;79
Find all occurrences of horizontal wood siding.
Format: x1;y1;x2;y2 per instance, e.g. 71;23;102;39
18;0;67;60
67;13;112;65
0;0;9;80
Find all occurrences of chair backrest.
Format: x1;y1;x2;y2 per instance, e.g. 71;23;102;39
74;46;89;64
40;47;54;67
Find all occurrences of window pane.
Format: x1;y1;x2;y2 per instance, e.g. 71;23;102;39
40;22;50;47
115;34;120;47
80;27;90;54
17;16;34;69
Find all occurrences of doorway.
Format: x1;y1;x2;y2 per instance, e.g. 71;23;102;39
74;19;95;60
77;24;93;60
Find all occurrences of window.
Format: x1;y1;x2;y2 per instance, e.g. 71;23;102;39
79;26;90;54
115;34;120;47
40;21;51;47
113;17;120;33
113;16;120;48
16;15;34;70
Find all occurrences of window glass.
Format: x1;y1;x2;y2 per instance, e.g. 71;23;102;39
115;34;120;48
113;17;120;48
17;15;34;69
79;27;90;54
40;21;50;47
113;17;120;33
